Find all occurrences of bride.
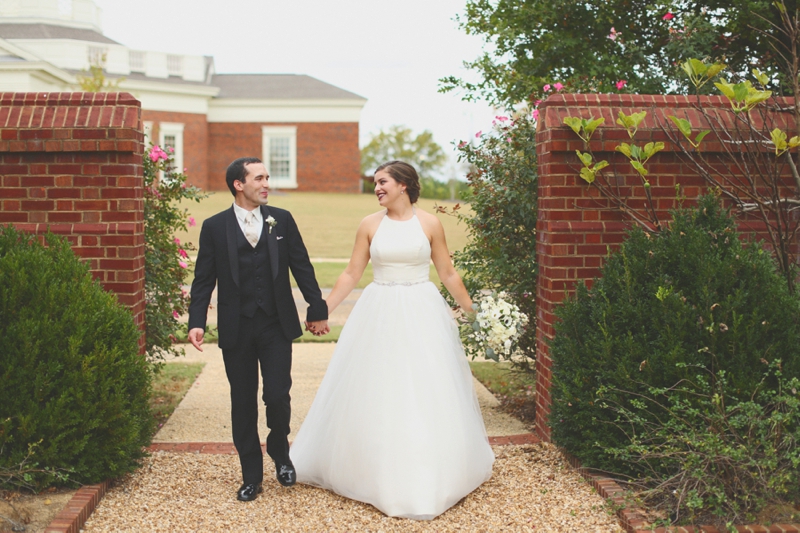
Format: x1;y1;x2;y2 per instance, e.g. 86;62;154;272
290;160;494;520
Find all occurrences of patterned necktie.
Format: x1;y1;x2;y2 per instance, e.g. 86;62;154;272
244;212;259;247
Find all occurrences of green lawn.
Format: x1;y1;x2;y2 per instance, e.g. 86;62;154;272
151;362;205;432
175;191;470;259
469;361;536;398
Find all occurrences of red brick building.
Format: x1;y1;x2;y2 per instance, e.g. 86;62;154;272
0;0;366;193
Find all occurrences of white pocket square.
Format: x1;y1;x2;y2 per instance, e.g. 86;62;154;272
276;236;284;240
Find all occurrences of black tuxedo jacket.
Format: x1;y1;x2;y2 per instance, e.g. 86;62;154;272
188;204;327;349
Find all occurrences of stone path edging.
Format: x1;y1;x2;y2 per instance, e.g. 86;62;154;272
43;480;109;533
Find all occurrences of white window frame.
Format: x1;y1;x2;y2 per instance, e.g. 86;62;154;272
129;50;146;73
87;45;107;67
159;122;184;176
262;126;297;189
166;54;183;77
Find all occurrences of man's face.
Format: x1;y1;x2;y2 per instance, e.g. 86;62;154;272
234;162;270;209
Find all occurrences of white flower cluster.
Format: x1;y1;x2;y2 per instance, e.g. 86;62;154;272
461;291;529;361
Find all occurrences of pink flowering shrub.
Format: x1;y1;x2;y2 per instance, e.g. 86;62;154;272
448;111;538;371
148;145;168;162
144;143;206;363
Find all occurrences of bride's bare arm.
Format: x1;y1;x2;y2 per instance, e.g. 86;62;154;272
326;216;375;313
422;211;473;312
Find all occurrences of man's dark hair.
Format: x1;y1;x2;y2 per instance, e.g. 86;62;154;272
226;157;263;196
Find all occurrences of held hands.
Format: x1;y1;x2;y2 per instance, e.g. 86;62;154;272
188;327;205;352
305;320;330;336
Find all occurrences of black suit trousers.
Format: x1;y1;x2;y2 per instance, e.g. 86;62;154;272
221;308;292;484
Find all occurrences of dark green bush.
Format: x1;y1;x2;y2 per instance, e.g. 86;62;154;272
550;194;800;474
0;226;154;491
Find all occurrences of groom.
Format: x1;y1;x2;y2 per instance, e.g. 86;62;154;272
188;157;329;501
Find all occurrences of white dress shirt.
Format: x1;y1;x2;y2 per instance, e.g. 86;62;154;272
232;202;263;242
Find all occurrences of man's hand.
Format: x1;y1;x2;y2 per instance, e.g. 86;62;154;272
188;327;205;351
304;320;330;336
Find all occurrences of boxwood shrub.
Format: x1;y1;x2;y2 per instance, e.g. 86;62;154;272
0;226;154;490
549;194;800;474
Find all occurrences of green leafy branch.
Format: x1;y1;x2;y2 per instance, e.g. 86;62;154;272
770;128;800;157
681;58;726;91
714;79;772;113
575;150;608;184
668;116;711;149
615;142;665;185
617;111;647;139
563;116;605;143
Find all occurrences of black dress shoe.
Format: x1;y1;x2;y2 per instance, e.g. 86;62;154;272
275;459;296;487
237;482;263;501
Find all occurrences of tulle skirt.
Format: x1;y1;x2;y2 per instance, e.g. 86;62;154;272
290;281;494;520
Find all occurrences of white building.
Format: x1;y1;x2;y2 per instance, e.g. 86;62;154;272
0;0;366;192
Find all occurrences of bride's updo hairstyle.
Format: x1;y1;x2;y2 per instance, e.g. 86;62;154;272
375;160;421;204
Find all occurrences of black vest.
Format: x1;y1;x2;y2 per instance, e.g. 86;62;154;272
236;225;277;317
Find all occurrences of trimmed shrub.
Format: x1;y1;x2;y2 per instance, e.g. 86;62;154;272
0;226;154;491
550;194;800;474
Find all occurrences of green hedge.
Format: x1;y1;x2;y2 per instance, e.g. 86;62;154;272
0;226;154;490
549;194;800;474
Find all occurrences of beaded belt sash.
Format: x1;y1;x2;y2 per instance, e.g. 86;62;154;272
373;279;429;286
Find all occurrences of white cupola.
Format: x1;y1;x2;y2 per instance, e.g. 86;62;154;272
0;0;102;33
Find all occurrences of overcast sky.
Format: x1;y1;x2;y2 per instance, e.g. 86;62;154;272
93;0;497;178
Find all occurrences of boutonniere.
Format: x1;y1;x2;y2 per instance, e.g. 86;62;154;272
266;215;277;234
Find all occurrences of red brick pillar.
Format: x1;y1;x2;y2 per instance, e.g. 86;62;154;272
0;92;145;352
533;93;797;440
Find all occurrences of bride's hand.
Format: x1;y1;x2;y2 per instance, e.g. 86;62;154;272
462;304;478;323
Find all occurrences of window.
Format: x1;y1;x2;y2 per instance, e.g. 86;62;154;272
262;126;297;189
129;51;146;73
159;122;184;179
167;55;183;77
87;46;107;67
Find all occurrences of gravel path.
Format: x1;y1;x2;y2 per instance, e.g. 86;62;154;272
101;291;620;531
83;444;622;532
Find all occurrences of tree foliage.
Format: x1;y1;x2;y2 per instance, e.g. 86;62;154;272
443;0;792;107
361;125;448;179
75;53;123;92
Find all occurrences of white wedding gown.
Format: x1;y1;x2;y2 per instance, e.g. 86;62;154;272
290;212;495;520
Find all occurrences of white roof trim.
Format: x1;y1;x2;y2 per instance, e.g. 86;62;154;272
0;36;47;62
210;97;367;107
117;78;220;98
0;38;75;84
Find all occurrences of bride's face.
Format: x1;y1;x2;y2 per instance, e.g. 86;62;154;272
374;170;405;207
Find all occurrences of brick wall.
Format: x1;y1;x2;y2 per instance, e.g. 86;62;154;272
208;122;361;193
143;110;209;190
534;93;798;439
0;92;145;351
